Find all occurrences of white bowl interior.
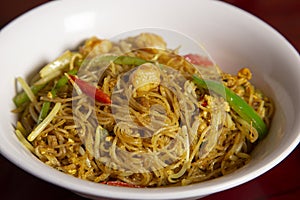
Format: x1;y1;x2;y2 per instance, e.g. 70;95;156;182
0;0;300;199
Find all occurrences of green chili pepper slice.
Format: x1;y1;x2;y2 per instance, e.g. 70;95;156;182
192;75;268;140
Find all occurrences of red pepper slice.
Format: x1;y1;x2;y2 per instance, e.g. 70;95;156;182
184;54;214;66
101;181;142;188
68;74;111;104
201;100;208;107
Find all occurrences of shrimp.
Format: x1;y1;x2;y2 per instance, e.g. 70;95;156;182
130;63;161;93
79;37;113;57
134;33;167;49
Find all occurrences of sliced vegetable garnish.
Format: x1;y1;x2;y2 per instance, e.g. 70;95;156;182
53;69;78;94
39;50;73;78
16;77;38;103
14;50;80;108
13;83;46;107
68;74;111;104
37;101;51;124
27;102;62;141
37;69;78;123
192;75;268;140
33;70;62;86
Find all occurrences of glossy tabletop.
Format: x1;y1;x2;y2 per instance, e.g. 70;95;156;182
1;0;299;199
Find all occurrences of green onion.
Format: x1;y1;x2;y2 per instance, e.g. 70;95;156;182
37;69;77;123
192;75;268;140
37;101;51;124
28;102;62;142
13;84;46;107
52;69;78;96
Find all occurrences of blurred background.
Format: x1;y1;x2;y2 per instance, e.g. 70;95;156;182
1;0;299;199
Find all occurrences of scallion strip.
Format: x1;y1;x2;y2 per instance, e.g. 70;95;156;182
13;84;46;107
37;69;77;123
28;102;61;141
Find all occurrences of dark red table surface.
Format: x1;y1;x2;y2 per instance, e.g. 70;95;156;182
1;0;299;200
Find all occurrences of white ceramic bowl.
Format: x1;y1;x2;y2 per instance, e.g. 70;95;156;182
0;0;299;199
